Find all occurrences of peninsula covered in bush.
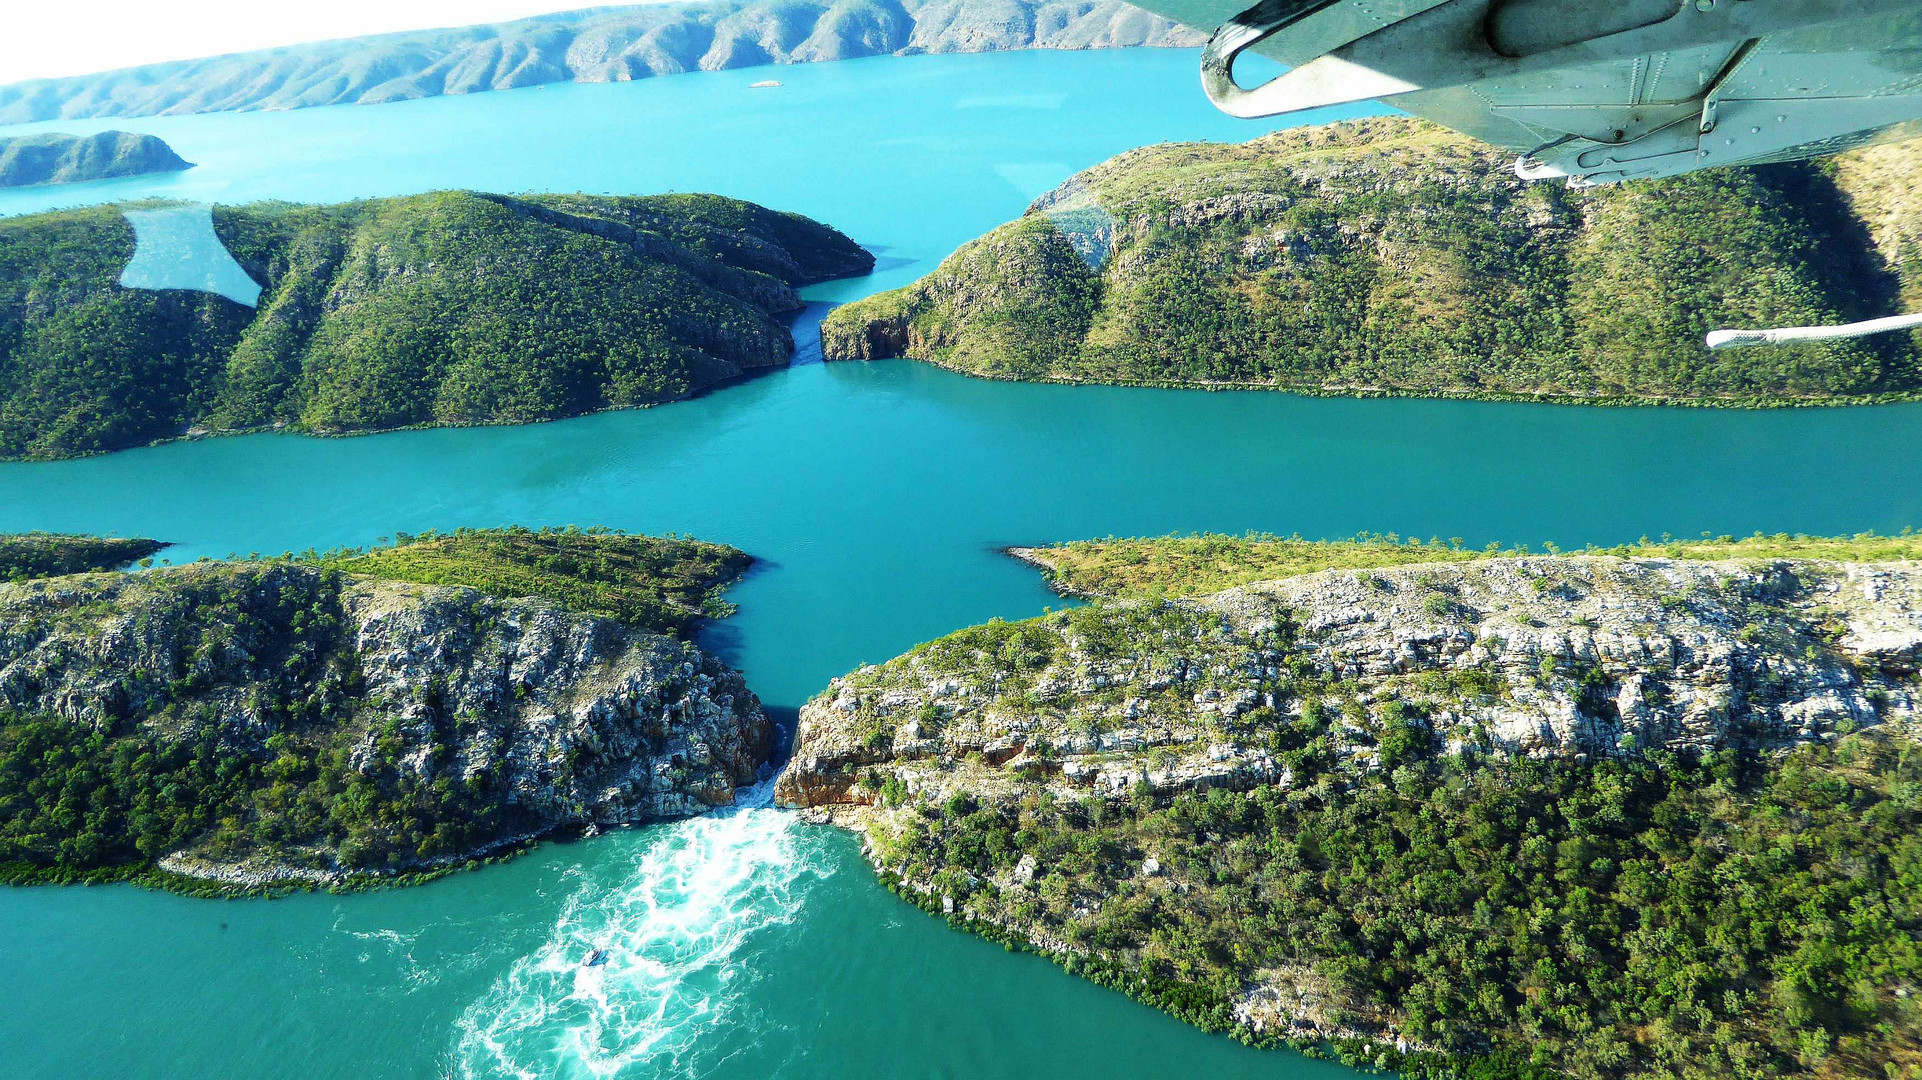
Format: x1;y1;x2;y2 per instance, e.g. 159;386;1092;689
0;532;166;582
779;532;1922;1079
823;118;1922;405
0;131;191;188
0;190;872;460
0;527;773;891
0;0;1201;124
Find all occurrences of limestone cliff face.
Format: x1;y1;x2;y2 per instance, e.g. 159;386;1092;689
0;563;773;883
0;1;1203;123
777;556;1922;808
335;575;774;825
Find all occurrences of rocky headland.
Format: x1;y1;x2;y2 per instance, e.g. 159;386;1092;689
0;532;167;583
0;0;1202;124
822;117;1922;406
779;538;1922;1079
0;529;774;891
0;131;191;187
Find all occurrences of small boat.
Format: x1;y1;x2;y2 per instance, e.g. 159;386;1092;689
749;80;782;89
583;947;609;967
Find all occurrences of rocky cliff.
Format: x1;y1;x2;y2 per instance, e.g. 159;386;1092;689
0;131;191;188
0;554;773;888
822;117;1922;405
0;0;1202;124
778;551;1922;1078
781;556;1921;807
0;190;873;460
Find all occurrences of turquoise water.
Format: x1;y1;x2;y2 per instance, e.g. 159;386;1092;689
0;48;1308;301
3;48;1922;1080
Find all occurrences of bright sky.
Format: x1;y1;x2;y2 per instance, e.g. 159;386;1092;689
0;1;625;84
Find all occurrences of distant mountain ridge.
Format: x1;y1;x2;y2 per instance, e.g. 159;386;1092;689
0;131;191;187
0;0;1202;124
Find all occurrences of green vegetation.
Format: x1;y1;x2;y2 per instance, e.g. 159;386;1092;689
1017;530;1922;600
0;131;191;188
0;532;165;582
315;525;750;636
0;190;872;460
0;527;756;891
873;733;1921;1080
824;118;1922;405
0;562;457;885
0;696;513;889
794;530;1922;1078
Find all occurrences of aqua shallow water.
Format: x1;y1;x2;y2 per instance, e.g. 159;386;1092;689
3;48;1922;1080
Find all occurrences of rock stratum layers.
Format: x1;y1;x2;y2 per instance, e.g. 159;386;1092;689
0;131;192;188
0;559;773;887
779;553;1922;1078
780;553;1922;799
0;191;873;460
780;556;1922;805
823;116;1922;405
0;0;1202;124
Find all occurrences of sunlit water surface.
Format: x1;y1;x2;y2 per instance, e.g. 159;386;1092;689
2;49;1920;1080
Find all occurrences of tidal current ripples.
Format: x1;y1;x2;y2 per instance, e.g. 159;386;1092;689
450;786;831;1079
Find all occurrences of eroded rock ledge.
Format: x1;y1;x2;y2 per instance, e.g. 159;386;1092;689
781;557;1920;809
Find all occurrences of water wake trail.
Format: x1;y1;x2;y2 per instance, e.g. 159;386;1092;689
449;784;828;1079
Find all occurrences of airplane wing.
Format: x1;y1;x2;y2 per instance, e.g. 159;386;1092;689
1128;0;1922;186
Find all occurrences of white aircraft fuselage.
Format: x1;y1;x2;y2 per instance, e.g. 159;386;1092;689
1141;0;1922;186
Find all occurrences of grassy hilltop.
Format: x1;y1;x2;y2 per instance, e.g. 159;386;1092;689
313;525;753;636
0;190;872;460
1014;530;1922;599
824;118;1922;405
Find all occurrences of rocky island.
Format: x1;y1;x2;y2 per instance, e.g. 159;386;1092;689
779;533;1922;1079
0;532;167;583
0;0;1201;123
0;190;873;460
0;527;774;891
0;131;191;188
823;117;1922;406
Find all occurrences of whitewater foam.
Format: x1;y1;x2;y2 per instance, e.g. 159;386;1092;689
449;786;829;1079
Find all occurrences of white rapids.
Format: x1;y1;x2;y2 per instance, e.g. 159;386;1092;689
449;784;830;1079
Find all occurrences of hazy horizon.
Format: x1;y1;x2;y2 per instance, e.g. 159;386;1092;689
0;0;672;85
